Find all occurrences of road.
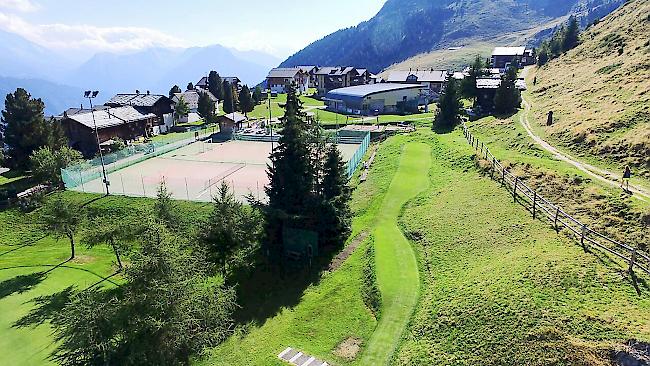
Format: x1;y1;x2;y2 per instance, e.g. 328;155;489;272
519;68;649;202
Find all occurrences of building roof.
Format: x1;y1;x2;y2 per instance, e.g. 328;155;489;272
476;78;502;89
64;106;155;130
298;66;317;73
386;70;447;83
315;66;358;76
326;83;424;99
267;67;302;78
223;77;240;84
492;46;526;56
219;112;247;123
105;93;170;107
476;78;527;90
196;76;209;88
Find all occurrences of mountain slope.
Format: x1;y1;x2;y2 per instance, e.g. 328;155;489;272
0;77;84;116
0;30;75;81
528;0;650;179
281;0;623;73
66;45;277;99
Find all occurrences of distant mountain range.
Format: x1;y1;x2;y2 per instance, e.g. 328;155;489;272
280;0;625;73
0;30;281;115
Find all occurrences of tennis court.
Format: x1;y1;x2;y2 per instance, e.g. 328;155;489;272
69;139;364;202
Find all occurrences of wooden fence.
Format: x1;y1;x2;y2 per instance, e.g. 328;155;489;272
462;124;650;278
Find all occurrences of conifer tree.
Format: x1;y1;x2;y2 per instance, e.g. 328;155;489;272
460;55;487;100
252;86;263;104
238;85;254;116
563;16;580;51
1;88;51;169
222;81;235;114
435;78;462;130
264;85;314;253
198;91;216;123
208;71;223;100
493;75;520;115
168;85;181;99
318;144;352;249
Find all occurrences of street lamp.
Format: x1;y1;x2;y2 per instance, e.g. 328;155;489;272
268;87;274;153
84;90;110;196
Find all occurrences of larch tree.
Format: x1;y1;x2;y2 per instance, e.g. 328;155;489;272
42;196;84;260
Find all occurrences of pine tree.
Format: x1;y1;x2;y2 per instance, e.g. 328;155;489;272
222;81;235;114
264;85;314;254
238;85;254;116
435;78;462;130
208;71;223;100
1;88;51;169
169;85;181;99
319;144;352;249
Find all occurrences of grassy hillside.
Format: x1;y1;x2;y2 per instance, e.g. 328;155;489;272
528;0;650;179
391;129;649;365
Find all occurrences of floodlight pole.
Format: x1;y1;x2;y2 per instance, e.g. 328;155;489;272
86;91;109;195
268;87;274;153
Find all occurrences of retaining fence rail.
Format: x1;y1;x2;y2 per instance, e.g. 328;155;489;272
462;123;650;278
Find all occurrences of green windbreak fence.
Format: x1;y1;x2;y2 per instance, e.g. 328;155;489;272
61;129;213;190
341;131;370;178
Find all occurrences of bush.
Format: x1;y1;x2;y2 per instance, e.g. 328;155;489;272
361;240;382;319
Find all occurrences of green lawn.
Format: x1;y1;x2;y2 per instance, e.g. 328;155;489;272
361;143;431;365
0;192;211;365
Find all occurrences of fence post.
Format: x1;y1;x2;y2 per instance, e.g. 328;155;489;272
141;174;146;197
628;248;637;277
491;157;496;180
580;225;588;251
513;177;518;202
554;207;560;232
502;167;506;186
532;191;537;219
121;174;125;195
185;178;190;200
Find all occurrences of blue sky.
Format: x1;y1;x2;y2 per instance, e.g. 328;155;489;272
0;0;386;58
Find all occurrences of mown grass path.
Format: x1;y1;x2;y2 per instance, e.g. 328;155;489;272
361;142;431;365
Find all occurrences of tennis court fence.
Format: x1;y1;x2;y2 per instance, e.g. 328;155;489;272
62;128;213;190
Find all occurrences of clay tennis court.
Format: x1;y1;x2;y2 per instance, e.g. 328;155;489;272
72;139;362;202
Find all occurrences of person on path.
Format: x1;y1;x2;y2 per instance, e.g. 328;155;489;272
622;165;632;191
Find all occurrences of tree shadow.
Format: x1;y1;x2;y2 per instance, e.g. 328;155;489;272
230;249;338;326
0;271;48;300
13;286;75;328
432;123;458;135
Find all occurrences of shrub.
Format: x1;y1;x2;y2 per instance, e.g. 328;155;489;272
361;240;381;319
